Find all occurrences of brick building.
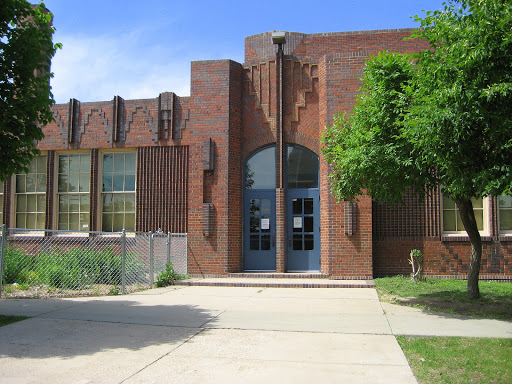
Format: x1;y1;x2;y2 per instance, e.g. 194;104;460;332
2;29;511;279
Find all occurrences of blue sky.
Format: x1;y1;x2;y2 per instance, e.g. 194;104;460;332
44;0;446;104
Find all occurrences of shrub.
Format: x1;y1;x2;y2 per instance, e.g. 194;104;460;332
155;263;187;287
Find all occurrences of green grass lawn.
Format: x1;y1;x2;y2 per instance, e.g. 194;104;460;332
398;336;512;384
375;276;512;383
374;276;512;319
0;315;28;327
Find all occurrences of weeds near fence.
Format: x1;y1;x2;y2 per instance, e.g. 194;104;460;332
2;245;145;291
155;263;188;287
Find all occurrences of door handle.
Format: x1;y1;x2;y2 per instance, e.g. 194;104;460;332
272;236;275;247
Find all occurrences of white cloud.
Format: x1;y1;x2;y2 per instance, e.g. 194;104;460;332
50;32;192;104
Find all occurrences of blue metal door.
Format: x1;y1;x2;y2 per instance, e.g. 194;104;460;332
243;190;276;271
286;189;320;272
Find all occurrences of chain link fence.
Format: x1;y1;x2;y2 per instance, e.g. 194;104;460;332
0;226;187;299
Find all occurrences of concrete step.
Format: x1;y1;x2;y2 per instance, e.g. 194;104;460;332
176;276;375;288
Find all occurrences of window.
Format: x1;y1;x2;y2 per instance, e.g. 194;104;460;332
287;145;319;189
57;153;90;231
101;152;136;232
499;195;512;233
442;195;486;234
245;146;276;190
15;155;47;229
0;181;3;225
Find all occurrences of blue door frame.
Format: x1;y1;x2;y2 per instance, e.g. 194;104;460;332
286;189;320;272
243;190;276;271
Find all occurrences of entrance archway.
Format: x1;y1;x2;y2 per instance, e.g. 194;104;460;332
243;144;320;271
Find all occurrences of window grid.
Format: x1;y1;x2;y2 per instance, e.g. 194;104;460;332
499;195;512;233
101;152;136;232
442;195;484;233
57;154;91;231
15;156;47;229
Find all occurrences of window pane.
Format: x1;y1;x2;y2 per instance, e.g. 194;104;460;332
59;194;69;212
261;199;271;216
36;174;46;192
125;213;135;231
113;213;124;232
27;195;37;212
250;235;259;250
69;195;79;212
472;197;483;209
58;213;68;230
37;156;46;173
293;234;303;250
69;213;79;230
80;155;90;173
304;216;314;233
125;152;136;172
69;155;80;173
37;194;45;211
26;213;36;229
17;195;26;212
443;195;455;209
499;196;512;209
103;154;113;172
26;174;36;192
58;174;68;192
245;146;276;189
16;214;25;228
261;235;270;250
113;174;124;191
102;213;113;232
16;175;25;193
102;174;112;192
125;193;135;212
113;194;124;211
80;213;90;230
443;211;456;231
80;195;90;211
250;217;260;233
125;173;135;191
304;198;313;214
475;210;483;231
250;199;260;215
103;194;113;212
500;210;512;230
68;174;79;192
79;174;89;192
114;154;124;173
287;145;319;189
59;156;68;174
36;213;45;229
304;234;314;250
293;198;302;215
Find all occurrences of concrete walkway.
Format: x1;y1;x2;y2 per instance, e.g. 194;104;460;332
0;285;511;384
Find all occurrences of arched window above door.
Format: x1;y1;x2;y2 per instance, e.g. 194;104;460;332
287;145;319;189
245;146;276;190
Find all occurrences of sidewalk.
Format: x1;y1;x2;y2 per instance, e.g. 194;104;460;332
0;285;511;384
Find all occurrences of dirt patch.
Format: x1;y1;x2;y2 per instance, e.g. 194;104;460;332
1;284;146;299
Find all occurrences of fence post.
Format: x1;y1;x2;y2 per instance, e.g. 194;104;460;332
166;232;171;265
149;232;154;288
0;224;6;297
121;229;126;295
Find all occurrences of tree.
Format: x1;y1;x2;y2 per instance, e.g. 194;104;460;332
0;0;60;181
322;0;512;299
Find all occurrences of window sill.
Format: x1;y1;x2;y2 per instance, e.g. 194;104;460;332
441;235;492;242
498;235;512;242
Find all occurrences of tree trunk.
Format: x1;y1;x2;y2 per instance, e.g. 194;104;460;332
455;198;482;299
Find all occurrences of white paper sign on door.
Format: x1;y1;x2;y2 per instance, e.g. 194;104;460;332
293;217;302;229
261;218;270;230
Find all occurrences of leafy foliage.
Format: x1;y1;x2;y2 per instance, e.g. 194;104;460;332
322;0;512;299
0;1;61;181
155;263;188;287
